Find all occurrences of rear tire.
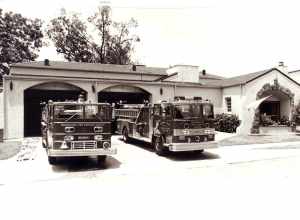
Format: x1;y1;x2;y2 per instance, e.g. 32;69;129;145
48;156;57;165
154;137;168;156
122;127;130;143
97;155;107;165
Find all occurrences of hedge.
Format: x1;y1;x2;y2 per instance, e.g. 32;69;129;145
214;114;241;133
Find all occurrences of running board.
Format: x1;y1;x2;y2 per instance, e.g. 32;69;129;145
131;135;152;143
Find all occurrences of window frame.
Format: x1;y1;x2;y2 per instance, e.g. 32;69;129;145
225;97;232;113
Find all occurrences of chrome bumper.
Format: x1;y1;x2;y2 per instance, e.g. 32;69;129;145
166;141;218;152
48;148;117;157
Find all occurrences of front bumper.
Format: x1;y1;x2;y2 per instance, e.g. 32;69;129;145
166;141;218;152
47;148;117;157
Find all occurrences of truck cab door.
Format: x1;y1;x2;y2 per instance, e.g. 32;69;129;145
136;107;150;138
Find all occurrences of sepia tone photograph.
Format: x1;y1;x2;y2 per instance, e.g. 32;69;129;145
1;0;300;219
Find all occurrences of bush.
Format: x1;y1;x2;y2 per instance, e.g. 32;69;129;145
260;114;274;126
214;114;241;133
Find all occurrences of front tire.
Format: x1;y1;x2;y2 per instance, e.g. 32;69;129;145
48;156;57;165
153;137;168;156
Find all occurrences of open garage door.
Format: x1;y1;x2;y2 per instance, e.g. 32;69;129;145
98;85;151;104
24;83;85;137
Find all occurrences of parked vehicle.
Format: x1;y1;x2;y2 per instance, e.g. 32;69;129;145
41;101;117;165
115;99;217;156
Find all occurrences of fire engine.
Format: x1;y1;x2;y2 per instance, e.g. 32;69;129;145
41;100;117;165
115;98;217;155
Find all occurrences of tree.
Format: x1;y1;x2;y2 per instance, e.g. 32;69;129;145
0;9;43;76
47;6;140;64
46;10;94;62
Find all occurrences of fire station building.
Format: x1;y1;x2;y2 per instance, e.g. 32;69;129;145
2;60;300;140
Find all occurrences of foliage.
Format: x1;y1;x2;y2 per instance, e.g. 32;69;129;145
214;114;241;133
0;9;43;76
279;115;291;126
260;114;274;126
46;12;94;62
47;6;140;64
260;114;291;126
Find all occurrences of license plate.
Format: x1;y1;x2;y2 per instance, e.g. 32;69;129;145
78;136;89;140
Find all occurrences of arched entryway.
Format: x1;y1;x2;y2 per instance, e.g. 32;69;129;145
251;80;295;134
98;85;151;104
24;82;86;137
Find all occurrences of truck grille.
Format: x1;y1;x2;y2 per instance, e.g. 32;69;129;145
71;141;96;149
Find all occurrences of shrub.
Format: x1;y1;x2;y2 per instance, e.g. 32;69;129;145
279;115;291;126
214;114;241;133
260;114;274;126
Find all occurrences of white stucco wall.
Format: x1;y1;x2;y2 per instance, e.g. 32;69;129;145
222;85;244;116
3;76;95;140
289;71;300;84
3;71;222;140
0;90;3;129
166;65;200;83
237;69;300;134
173;86;223;114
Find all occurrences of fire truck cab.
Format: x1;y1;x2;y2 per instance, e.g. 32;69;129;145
116;99;217;156
41;101;117;165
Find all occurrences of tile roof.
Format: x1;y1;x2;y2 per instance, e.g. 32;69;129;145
11;61;168;76
204;68;274;87
199;73;225;80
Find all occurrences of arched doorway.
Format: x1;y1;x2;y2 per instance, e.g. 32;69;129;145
98;85;151;104
251;80;295;134
24;82;86;137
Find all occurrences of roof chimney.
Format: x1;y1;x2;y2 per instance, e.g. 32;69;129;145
44;59;50;66
202;69;206;76
277;61;288;73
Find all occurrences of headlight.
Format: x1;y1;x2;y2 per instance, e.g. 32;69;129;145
94;135;103;141
65;127;75;133
103;142;110;148
204;129;214;134
64;135;74;141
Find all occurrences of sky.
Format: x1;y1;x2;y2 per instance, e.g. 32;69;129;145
1;0;300;77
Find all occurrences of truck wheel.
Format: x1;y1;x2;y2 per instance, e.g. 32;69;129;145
97;155;107;165
154;137;168;156
48;156;57;165
122;127;130;143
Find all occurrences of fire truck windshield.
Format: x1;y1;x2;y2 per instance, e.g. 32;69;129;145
54;104;109;121
174;104;213;119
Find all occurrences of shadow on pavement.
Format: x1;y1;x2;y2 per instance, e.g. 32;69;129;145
118;137;219;161
51;156;121;173
167;151;220;161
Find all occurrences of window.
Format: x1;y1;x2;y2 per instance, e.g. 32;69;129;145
225;97;232;112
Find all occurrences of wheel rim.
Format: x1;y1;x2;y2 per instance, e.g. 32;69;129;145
155;138;160;151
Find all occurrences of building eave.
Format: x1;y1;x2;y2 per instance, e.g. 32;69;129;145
4;74;221;89
10;65;167;77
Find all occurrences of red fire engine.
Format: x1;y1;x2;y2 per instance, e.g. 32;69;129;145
41;100;117;165
115;99;217;155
